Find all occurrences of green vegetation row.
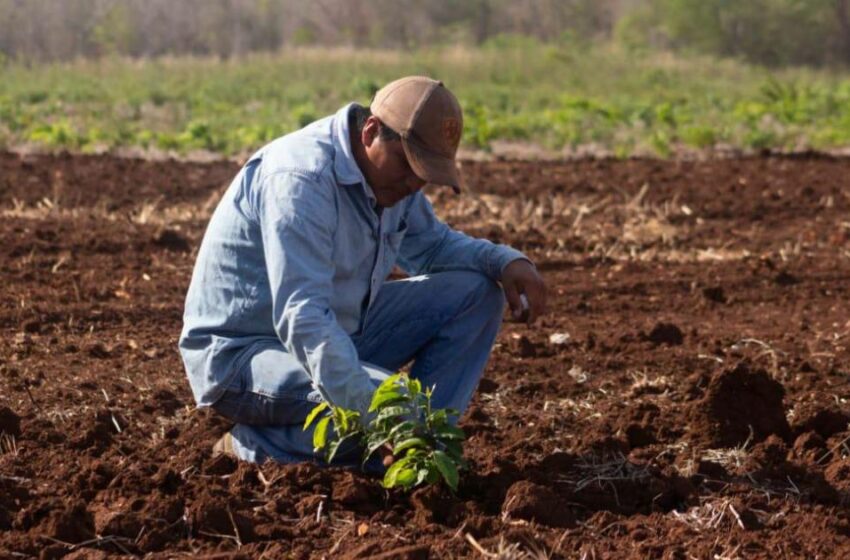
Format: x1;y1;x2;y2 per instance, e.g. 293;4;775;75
2;42;850;157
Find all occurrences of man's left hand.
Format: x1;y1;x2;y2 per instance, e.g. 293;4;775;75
501;259;547;325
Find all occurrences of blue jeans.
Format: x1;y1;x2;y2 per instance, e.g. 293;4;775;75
212;271;505;464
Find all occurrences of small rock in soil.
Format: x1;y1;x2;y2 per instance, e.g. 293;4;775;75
646;322;684;346
549;332;571;345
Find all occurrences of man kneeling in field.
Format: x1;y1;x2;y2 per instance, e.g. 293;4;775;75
179;76;547;464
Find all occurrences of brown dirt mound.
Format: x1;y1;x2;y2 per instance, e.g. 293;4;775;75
688;361;791;448
501;481;574;527
792;405;850;440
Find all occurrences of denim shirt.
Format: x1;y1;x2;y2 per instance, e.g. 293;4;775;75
179;103;527;416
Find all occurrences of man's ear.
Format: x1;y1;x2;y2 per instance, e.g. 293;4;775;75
361;116;381;148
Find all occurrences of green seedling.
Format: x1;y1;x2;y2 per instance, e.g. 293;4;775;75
303;400;364;465
304;373;467;491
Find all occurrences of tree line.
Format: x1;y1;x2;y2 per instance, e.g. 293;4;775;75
1;0;849;67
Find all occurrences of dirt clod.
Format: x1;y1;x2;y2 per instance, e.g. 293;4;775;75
0;406;21;437
774;270;800;286
825;459;850;495
502;481;574;527
791;431;827;464
646;322;684;346
793;406;850;440
153;229;191;252
702;286;727;303
332;471;381;512
39;501;94;543
512;335;537;358
688;362;790;448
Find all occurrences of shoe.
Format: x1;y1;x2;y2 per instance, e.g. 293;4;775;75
212;430;237;458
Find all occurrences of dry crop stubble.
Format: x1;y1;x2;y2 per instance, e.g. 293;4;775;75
435;181;720;266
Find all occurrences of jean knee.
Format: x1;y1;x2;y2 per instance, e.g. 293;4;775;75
457;271;505;321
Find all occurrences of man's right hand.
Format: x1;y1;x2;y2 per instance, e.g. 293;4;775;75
379;444;395;467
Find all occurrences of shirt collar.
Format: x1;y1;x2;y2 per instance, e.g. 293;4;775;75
332;103;377;204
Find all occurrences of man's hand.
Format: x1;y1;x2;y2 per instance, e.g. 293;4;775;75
379;443;395;467
501;259;547;325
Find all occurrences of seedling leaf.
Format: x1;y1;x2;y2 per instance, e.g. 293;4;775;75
389;420;416;439
369;374;405;409
368;391;406;412
433;450;459;491
303;401;329;430
375;405;408;423
364;435;391;462
395;466;418;488
435;425;466;441
416;468;430;485
394;437;427;455
384;456;414;488
327;432;359;463
313;415;331;452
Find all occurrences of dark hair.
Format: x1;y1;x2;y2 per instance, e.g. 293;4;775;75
351;104;401;142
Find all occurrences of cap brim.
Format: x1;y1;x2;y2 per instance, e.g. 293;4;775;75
402;136;461;194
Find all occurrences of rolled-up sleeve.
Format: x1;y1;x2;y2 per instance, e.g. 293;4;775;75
397;192;529;279
257;172;375;415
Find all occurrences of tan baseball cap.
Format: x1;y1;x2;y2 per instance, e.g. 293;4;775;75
370;76;463;193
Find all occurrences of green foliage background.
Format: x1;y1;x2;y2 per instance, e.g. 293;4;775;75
618;0;848;68
3;41;849;157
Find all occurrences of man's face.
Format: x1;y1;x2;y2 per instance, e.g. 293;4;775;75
360;117;427;208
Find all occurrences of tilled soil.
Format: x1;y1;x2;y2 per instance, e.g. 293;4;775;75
1;151;849;558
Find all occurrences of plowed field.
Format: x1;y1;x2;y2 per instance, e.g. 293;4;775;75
1;152;849;559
